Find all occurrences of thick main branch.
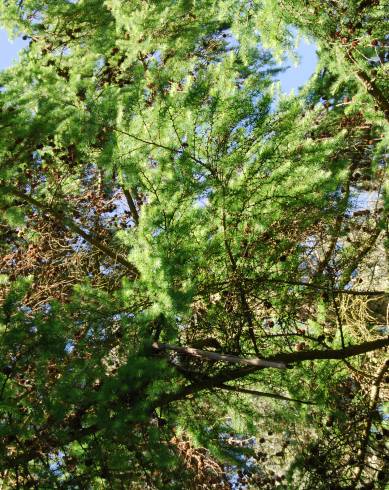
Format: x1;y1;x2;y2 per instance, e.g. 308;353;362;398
155;337;389;406
153;342;286;368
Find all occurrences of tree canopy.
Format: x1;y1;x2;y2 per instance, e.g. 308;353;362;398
0;0;388;488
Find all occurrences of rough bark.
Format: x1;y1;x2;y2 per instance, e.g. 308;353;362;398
153;342;286;368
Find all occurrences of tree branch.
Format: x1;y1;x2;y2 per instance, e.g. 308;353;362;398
218;383;316;405
155;337;389;407
253;278;387;297
153;342;286;368
1;184;139;277
122;187;139;225
267;337;389;363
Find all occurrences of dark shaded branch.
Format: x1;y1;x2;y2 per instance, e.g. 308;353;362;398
314;176;350;279
354;361;389;484
357;0;379;12
339;226;381;288
122;187;139;225
267;337;389;363
155;366;258;407
331;284;345;349
222;208;260;356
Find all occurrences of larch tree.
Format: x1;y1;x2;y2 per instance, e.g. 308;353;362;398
0;0;388;489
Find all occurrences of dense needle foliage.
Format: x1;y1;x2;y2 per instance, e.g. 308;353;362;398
0;1;388;488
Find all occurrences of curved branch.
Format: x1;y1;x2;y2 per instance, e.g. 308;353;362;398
267;337;389;363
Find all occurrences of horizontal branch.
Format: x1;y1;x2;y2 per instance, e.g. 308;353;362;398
253;277;388;297
122;187;139;226
267;336;389;364
152;342;287;369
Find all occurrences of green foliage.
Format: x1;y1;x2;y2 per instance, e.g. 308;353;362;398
0;0;387;488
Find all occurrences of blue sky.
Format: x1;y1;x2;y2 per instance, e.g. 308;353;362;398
0;29;28;70
278;38;317;94
0;29;317;92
